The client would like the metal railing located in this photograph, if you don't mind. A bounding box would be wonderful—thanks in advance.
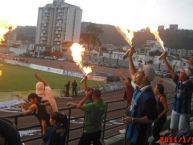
[0,98,127,145]
[4,91,192,145]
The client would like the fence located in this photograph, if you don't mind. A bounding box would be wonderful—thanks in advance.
[1,98,127,145]
[1,91,185,145]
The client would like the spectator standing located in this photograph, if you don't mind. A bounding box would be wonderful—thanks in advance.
[21,93,50,136]
[117,69,134,136]
[72,80,78,97]
[43,112,68,145]
[152,82,169,143]
[65,81,70,97]
[123,47,157,145]
[67,89,106,145]
[162,52,193,135]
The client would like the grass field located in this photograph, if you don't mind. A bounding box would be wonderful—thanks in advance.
[0,63,103,101]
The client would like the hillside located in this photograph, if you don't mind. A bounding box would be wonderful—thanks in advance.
[12,22,193,50]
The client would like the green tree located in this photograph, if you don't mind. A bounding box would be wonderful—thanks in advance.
[80,23,103,51]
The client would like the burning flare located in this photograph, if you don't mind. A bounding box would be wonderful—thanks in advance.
[149,27,166,59]
[116,26,134,46]
[0,70,2,77]
[70,43,92,75]
[0,64,3,77]
[0,21,16,44]
[116,26,134,59]
[149,27,165,51]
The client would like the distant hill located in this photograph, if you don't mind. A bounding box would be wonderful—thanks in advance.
[16,26,36,43]
[13,22,193,50]
[14,23,128,46]
[81,22,193,50]
[81,22,128,46]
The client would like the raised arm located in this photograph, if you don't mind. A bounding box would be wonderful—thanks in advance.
[67,90,92,109]
[117,69,130,87]
[34,73,48,86]
[162,52,176,79]
[83,76,88,91]
[128,47,136,80]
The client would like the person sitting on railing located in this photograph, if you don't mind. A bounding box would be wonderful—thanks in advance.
[20,93,50,136]
[151,81,169,143]
[67,89,107,145]
[162,52,193,136]
[35,73,58,113]
[122,47,158,145]
[43,112,69,145]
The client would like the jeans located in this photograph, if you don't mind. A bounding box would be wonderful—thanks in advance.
[170,110,190,131]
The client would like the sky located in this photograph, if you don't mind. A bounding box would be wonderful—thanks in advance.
[0,0,193,31]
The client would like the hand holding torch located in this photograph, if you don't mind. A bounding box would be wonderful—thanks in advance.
[123,46,135,59]
[80,75,87,83]
[159,51,167,60]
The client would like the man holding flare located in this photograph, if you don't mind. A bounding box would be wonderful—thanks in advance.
[123,47,157,145]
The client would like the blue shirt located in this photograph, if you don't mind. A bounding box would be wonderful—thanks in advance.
[173,75,193,114]
[126,86,157,145]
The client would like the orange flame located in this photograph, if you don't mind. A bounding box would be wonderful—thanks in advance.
[149,27,165,51]
[0,70,2,77]
[116,26,134,46]
[0,21,16,44]
[70,43,92,75]
[0,64,3,77]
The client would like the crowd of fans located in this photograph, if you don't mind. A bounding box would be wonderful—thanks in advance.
[120,50,193,145]
[0,49,193,145]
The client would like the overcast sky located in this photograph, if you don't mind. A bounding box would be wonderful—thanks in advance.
[0,0,193,30]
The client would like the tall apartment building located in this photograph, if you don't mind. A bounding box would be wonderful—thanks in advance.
[35,0,82,51]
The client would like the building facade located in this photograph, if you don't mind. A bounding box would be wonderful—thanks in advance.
[169,24,178,31]
[35,0,82,52]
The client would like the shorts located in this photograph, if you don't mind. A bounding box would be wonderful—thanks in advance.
[170,110,190,131]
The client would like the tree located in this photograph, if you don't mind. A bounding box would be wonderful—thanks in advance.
[80,23,103,51]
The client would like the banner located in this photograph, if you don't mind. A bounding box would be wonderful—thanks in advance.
[4,59,106,82]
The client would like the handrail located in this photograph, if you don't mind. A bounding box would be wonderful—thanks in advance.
[1,91,184,145]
